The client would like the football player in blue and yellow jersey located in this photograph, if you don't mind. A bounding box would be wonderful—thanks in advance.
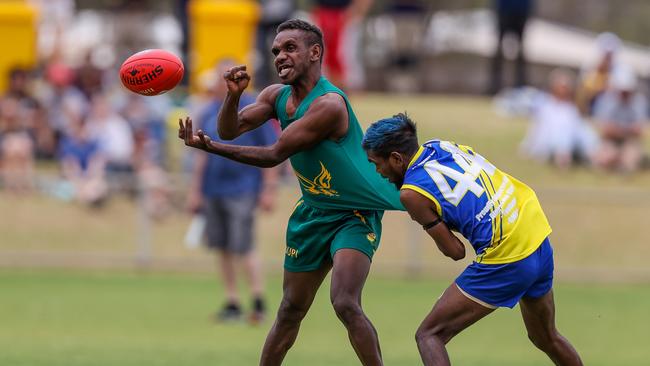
[363,113,583,366]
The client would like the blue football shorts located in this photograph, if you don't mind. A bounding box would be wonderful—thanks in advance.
[455,237,554,309]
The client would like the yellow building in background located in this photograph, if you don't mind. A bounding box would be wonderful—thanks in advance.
[188,0,260,91]
[0,1,37,92]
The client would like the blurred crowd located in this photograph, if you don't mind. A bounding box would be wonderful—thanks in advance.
[497,32,649,173]
[0,55,173,218]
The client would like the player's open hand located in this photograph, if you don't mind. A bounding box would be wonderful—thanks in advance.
[179,117,212,151]
[223,65,250,95]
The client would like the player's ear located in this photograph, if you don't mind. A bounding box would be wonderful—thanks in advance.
[389,151,403,165]
[310,44,322,63]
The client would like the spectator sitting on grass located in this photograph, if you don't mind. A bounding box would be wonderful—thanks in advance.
[520,68,599,169]
[58,117,107,206]
[593,68,648,173]
[0,96,34,193]
[86,94,135,193]
[576,32,624,116]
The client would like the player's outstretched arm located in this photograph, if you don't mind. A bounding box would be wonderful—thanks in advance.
[180,94,346,168]
[217,65,282,140]
[400,189,466,261]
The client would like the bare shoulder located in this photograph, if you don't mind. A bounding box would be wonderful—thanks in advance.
[257,84,286,104]
[400,189,427,208]
[400,188,440,221]
[314,92,346,107]
[307,93,347,117]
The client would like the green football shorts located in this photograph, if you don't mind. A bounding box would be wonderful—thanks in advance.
[284,200,384,272]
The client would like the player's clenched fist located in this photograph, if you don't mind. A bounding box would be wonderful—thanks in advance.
[223,65,250,95]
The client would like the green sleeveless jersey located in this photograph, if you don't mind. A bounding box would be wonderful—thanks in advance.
[275,77,403,211]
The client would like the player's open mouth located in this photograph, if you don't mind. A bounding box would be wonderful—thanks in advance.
[278,65,292,78]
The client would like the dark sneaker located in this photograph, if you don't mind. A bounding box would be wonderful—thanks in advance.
[249,297,266,325]
[216,303,242,323]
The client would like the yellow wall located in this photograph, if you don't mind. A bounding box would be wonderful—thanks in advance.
[188,0,260,91]
[0,1,37,92]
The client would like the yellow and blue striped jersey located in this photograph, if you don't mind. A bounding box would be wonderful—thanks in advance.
[402,140,552,264]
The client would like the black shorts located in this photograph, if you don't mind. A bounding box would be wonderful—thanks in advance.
[204,194,257,254]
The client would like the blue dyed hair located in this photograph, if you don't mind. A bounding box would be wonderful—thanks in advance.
[362,112,419,158]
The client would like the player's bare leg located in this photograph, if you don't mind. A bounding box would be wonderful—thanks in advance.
[259,264,331,366]
[216,250,239,304]
[243,250,265,323]
[243,251,264,296]
[415,283,494,366]
[519,290,583,366]
[330,249,382,366]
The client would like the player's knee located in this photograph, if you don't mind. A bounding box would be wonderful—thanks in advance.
[331,296,362,323]
[276,298,309,325]
[527,328,561,352]
[415,322,454,345]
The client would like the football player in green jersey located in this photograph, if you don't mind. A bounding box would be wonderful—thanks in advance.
[179,19,401,366]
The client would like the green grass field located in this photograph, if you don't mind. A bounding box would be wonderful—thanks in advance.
[1,95,650,365]
[1,270,649,366]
